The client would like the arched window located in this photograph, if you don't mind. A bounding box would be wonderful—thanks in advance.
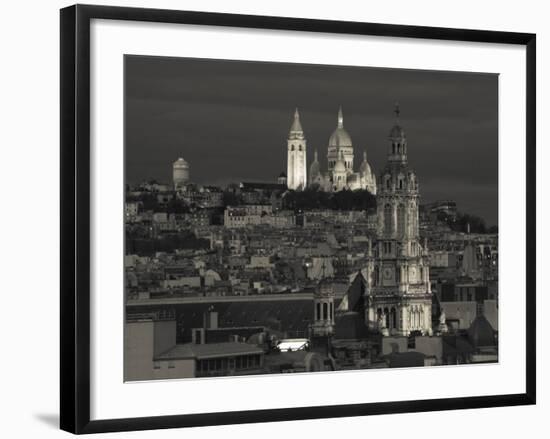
[330,302,333,320]
[298,145,301,151]
[291,145,295,151]
[323,302,328,320]
[397,143,401,154]
[392,143,396,154]
[316,303,321,321]
[399,178,403,190]
[384,204,393,234]
[397,204,406,236]
[391,307,397,329]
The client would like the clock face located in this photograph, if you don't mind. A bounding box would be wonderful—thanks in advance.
[383,267,393,280]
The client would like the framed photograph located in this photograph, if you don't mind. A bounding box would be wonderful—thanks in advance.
[60,4,536,434]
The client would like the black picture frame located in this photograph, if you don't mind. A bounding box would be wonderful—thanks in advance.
[60,4,536,434]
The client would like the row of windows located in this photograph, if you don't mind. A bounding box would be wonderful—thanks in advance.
[328,161,353,169]
[376,306,426,329]
[371,264,424,286]
[384,177,417,190]
[377,307,397,329]
[315,301,334,321]
[289,144,304,151]
[196,354,262,375]
[391,143,406,155]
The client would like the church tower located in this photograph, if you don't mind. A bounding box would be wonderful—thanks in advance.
[364,104,432,336]
[287,108,307,190]
[311,279,335,337]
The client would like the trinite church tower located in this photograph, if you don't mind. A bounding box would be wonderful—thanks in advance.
[364,105,432,336]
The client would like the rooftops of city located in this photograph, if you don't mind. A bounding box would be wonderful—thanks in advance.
[239,182,287,191]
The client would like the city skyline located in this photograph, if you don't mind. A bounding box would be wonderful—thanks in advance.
[125,56,498,226]
[124,55,499,381]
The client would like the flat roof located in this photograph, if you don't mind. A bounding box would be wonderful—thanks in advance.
[155,342,264,361]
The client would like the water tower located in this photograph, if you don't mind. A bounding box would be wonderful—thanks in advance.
[173,157,190,189]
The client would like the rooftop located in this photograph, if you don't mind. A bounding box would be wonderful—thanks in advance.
[155,342,264,361]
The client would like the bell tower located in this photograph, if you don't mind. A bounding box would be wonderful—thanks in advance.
[311,279,335,337]
[287,108,307,190]
[364,104,432,336]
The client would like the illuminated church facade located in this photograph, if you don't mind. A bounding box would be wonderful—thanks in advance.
[286,107,377,194]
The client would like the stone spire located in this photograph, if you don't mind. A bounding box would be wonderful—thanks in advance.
[389,103,406,140]
[388,103,407,162]
[309,149,321,183]
[337,106,344,128]
[289,107,303,135]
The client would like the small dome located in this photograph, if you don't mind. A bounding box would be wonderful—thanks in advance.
[334,158,346,173]
[173,157,189,168]
[360,160,372,177]
[389,124,406,139]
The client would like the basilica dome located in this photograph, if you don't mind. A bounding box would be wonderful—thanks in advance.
[329,126,352,147]
[329,106,352,147]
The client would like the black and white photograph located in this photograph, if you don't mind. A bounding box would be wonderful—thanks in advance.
[123,55,499,381]
[0,0,544,436]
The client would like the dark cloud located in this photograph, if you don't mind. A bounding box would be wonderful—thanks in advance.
[125,55,498,225]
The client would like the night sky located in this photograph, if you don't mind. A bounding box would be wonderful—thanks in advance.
[125,55,498,226]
